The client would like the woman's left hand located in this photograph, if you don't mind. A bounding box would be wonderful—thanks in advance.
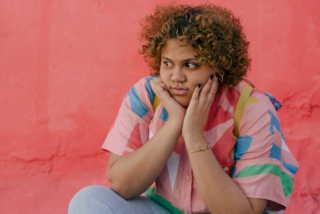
[182,74,219,149]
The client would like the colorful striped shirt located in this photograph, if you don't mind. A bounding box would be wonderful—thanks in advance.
[102,76,299,213]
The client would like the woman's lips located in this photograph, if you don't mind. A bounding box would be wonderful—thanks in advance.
[171,87,188,95]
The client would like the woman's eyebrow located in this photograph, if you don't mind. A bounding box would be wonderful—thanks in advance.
[182,58,198,62]
[161,56,198,62]
[161,57,173,61]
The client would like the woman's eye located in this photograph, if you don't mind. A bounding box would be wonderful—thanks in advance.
[164,61,173,67]
[185,62,198,68]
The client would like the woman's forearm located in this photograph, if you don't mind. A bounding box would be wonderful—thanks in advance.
[186,137,266,214]
[107,119,183,199]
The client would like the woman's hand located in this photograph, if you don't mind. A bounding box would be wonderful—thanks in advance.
[182,74,219,149]
[150,77,186,122]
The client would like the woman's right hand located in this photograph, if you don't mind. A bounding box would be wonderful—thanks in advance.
[150,77,186,122]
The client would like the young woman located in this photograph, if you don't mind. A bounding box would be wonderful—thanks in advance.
[69,4,298,214]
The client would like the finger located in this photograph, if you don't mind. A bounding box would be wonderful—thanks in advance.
[201,74,214,96]
[151,78,165,90]
[199,74,214,104]
[152,77,162,83]
[207,73,219,104]
[190,83,201,105]
[150,77,162,86]
[155,83,167,94]
[158,82,168,91]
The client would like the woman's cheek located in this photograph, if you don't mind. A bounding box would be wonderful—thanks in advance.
[159,70,166,81]
[160,73,170,88]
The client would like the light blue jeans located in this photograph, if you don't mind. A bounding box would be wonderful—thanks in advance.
[68,185,172,214]
[68,185,284,214]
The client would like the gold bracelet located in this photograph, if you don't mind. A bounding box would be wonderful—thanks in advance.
[187,143,211,153]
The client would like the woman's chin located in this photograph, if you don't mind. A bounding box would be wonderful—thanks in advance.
[173,96,190,108]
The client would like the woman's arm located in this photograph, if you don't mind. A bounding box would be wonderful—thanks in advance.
[186,138,267,214]
[107,78,185,199]
[183,75,267,214]
[107,118,182,199]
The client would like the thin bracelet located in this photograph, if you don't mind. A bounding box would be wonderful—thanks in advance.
[187,143,211,153]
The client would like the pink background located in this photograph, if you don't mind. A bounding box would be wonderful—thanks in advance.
[0,0,319,213]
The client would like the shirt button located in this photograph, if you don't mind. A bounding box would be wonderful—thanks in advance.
[186,176,190,181]
[223,167,229,171]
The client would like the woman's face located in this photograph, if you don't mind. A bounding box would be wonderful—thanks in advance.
[160,39,219,107]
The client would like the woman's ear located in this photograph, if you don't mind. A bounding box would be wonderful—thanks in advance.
[218,68,224,83]
[218,68,225,76]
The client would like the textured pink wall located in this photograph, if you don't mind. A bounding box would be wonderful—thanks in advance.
[0,0,319,213]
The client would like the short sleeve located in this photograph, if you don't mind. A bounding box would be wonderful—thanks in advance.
[102,77,157,156]
[231,90,299,211]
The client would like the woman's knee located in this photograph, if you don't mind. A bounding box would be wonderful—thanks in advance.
[68,185,112,214]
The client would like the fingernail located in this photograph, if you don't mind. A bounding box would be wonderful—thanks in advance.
[210,74,214,80]
[197,84,201,88]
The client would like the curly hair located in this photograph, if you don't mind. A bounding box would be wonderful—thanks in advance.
[139,3,251,86]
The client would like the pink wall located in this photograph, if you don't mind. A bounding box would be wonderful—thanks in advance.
[0,0,319,213]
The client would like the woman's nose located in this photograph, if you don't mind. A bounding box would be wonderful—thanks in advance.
[171,67,186,82]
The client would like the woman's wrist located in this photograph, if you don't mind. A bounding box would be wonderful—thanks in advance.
[184,134,208,151]
[166,117,184,133]
[168,114,184,124]
[187,143,210,153]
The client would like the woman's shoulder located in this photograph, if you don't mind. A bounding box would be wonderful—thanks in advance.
[227,81,278,112]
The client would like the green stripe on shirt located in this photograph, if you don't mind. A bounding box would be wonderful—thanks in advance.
[145,187,185,214]
[235,164,293,196]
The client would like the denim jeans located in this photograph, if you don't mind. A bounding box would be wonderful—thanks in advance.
[68,185,172,214]
[68,185,284,214]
